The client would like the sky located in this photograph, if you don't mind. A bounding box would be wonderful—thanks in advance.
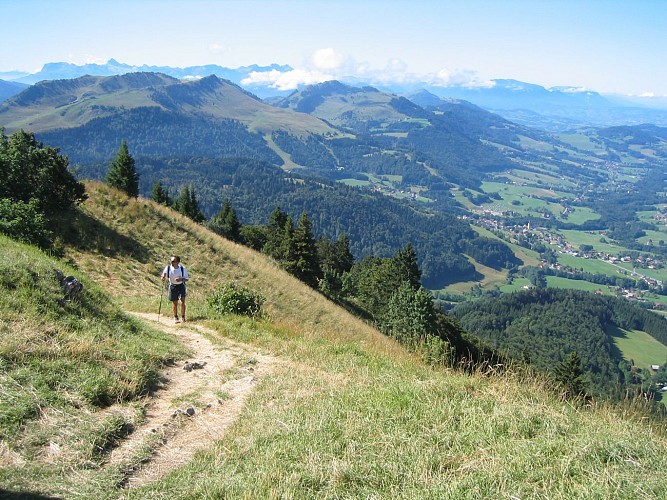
[2,0,666,96]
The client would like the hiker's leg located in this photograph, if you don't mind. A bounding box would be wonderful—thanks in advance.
[172,300,178,318]
[180,299,186,320]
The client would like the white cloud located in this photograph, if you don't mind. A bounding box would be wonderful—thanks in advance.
[428,68,494,88]
[241,48,350,90]
[242,68,334,91]
[310,48,346,71]
[208,43,228,55]
[241,48,493,91]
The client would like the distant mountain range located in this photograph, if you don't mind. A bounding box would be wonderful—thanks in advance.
[2,59,667,130]
[0,79,28,102]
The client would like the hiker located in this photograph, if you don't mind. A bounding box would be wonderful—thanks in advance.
[161,256,189,323]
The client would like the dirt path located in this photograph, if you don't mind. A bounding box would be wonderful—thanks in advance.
[106,312,277,488]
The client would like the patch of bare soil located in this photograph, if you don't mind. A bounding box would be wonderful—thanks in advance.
[106,312,277,488]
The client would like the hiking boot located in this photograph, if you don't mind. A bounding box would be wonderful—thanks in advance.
[182,316,186,323]
[174,316,180,324]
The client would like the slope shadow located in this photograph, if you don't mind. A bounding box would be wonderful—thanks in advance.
[0,489,60,500]
[54,209,149,262]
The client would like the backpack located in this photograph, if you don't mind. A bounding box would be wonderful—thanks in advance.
[55,269,83,302]
[62,275,83,300]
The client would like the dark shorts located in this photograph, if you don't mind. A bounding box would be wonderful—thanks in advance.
[168,283,186,301]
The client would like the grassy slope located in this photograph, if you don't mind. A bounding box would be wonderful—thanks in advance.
[0,233,188,494]
[3,182,667,497]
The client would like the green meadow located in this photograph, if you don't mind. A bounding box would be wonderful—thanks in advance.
[610,326,667,370]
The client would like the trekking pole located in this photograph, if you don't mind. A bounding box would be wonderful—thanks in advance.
[158,278,166,323]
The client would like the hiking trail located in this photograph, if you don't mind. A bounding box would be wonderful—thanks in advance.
[104,312,277,488]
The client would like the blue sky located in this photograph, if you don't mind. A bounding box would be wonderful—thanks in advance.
[2,0,666,96]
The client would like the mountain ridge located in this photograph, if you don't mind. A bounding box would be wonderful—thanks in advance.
[0,72,338,137]
[3,58,667,128]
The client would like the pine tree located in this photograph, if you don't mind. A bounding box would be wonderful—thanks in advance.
[106,139,139,197]
[554,351,587,400]
[393,244,421,290]
[175,185,205,223]
[0,130,86,215]
[278,215,296,272]
[208,198,242,242]
[151,181,171,206]
[263,206,289,260]
[290,212,322,287]
[334,234,355,274]
[382,283,437,344]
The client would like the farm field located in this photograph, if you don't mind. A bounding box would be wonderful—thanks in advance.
[559,229,621,254]
[478,181,599,224]
[498,276,531,293]
[546,276,614,294]
[557,133,607,153]
[560,206,601,224]
[609,326,667,371]
[556,253,625,277]
[471,225,541,268]
[638,229,667,246]
[498,169,577,189]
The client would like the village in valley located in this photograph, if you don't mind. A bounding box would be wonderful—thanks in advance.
[462,207,667,308]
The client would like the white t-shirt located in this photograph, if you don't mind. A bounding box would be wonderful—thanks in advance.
[163,264,188,285]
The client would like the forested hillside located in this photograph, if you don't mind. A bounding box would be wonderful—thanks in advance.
[452,287,667,400]
[4,125,667,497]
[119,156,519,287]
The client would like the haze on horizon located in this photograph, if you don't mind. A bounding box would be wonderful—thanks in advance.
[2,0,666,97]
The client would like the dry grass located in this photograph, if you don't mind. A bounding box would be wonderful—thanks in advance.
[62,182,411,363]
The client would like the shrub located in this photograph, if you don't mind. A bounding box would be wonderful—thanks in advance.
[0,198,52,248]
[207,282,265,318]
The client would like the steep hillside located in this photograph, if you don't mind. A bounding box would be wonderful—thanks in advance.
[3,182,667,497]
[55,182,400,352]
[453,287,667,400]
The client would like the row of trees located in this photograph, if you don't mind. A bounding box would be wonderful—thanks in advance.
[107,140,208,224]
[127,155,525,288]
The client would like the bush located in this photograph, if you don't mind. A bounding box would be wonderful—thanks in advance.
[207,282,265,318]
[0,198,52,248]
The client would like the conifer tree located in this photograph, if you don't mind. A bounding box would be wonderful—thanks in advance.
[151,181,171,206]
[106,139,139,197]
[554,351,587,399]
[263,206,289,260]
[175,185,205,223]
[393,243,421,290]
[278,215,296,271]
[290,212,322,287]
[1,130,86,215]
[208,198,242,242]
[319,234,355,276]
[382,283,437,344]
